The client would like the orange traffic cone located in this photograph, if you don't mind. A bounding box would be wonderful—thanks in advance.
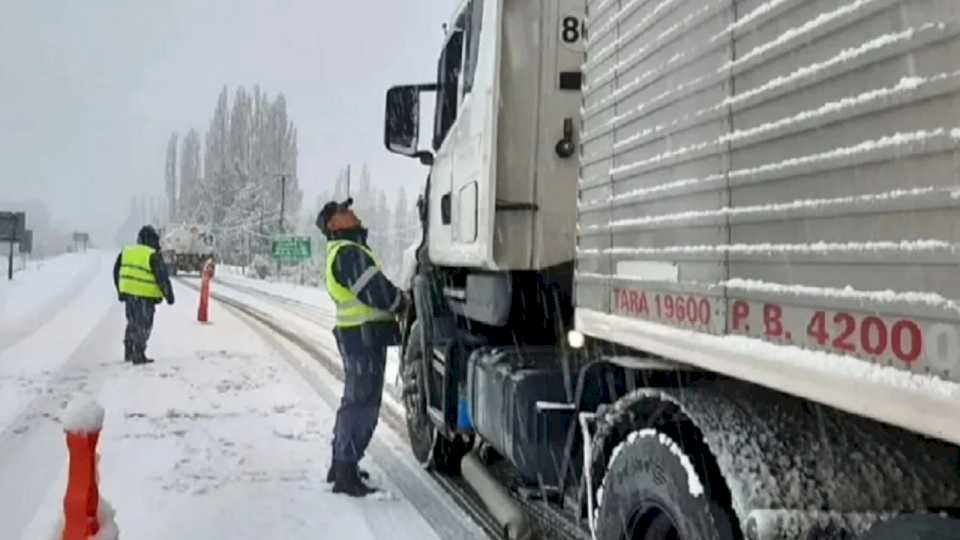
[198,259,215,324]
[60,399,104,540]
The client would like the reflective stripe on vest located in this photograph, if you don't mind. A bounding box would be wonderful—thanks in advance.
[325,240,395,328]
[119,245,164,299]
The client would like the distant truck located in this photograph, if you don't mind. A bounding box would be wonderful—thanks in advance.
[160,224,215,276]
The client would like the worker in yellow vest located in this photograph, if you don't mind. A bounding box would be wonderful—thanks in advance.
[112,225,175,365]
[316,198,408,497]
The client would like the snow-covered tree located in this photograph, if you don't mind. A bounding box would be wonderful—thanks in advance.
[179,129,202,222]
[165,85,303,267]
[164,133,178,223]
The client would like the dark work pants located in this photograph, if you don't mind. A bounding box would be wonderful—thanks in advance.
[331,343,387,464]
[124,297,156,354]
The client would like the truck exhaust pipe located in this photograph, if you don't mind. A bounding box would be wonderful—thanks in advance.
[460,452,531,540]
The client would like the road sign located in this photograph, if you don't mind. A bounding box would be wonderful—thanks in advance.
[0,212,25,241]
[271,236,312,262]
[19,230,32,254]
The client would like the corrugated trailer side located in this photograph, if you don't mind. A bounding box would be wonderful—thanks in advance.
[576,0,960,443]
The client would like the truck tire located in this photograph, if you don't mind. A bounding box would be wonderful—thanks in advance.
[595,428,736,540]
[402,320,471,475]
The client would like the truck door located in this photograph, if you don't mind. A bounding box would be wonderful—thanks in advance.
[447,0,487,258]
[428,16,465,262]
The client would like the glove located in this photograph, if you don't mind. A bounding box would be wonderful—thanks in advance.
[166,296,175,306]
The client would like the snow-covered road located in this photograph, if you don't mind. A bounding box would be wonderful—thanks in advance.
[0,252,484,540]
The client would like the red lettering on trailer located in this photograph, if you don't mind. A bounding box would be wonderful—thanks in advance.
[831,313,857,352]
[807,311,829,345]
[861,316,887,356]
[892,320,922,364]
[699,299,711,325]
[732,301,749,331]
[763,304,783,337]
[612,287,713,329]
[634,291,649,315]
[610,290,952,371]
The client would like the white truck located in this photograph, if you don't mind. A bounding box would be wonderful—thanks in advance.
[159,224,215,276]
[384,0,960,538]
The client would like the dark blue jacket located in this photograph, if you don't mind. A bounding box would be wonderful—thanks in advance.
[328,229,406,354]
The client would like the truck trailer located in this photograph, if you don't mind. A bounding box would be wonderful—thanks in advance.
[159,223,216,276]
[383,0,960,538]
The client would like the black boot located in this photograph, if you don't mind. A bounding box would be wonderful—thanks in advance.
[123,341,134,362]
[326,463,369,483]
[331,461,377,497]
[131,344,154,365]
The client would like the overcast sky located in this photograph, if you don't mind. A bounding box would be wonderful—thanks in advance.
[0,0,454,245]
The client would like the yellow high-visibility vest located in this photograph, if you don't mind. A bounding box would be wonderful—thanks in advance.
[325,240,395,328]
[119,245,164,300]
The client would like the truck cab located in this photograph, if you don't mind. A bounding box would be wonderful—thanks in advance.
[386,0,584,275]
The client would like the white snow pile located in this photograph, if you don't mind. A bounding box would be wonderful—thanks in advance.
[92,499,119,540]
[587,0,679,68]
[746,508,887,539]
[722,278,960,315]
[720,73,954,145]
[610,139,716,177]
[607,123,957,185]
[719,0,791,37]
[593,71,949,175]
[731,129,959,180]
[585,1,720,96]
[63,397,105,434]
[585,19,945,140]
[579,174,718,208]
[725,0,882,71]
[595,428,704,524]
[577,239,955,257]
[592,185,942,232]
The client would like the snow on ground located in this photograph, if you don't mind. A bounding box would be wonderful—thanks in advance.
[0,251,104,350]
[0,252,481,540]
[203,272,405,399]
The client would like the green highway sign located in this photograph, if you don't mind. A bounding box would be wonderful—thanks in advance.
[271,236,312,262]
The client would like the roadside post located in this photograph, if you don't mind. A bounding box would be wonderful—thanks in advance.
[0,211,26,280]
[198,258,215,323]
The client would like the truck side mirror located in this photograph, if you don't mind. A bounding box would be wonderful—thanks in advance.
[384,83,438,162]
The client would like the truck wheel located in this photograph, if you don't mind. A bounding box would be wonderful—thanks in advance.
[403,321,471,475]
[595,428,736,540]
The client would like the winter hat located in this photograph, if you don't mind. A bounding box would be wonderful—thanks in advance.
[316,197,354,235]
[137,225,161,250]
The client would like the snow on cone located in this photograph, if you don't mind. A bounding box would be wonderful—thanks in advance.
[54,397,119,540]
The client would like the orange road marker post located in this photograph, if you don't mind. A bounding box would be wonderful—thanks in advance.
[58,398,118,540]
[198,258,215,324]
